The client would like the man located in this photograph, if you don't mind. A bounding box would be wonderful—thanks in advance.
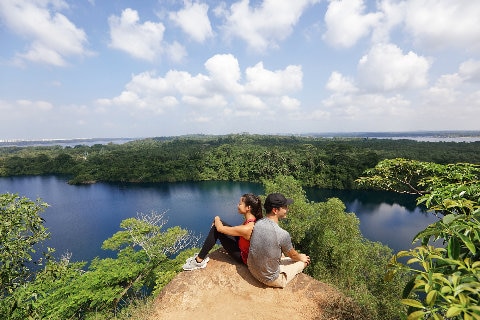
[247,193,310,288]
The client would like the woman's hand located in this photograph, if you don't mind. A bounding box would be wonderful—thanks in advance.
[214,216,223,229]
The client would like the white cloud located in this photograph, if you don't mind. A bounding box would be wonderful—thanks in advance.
[169,1,213,43]
[0,0,90,66]
[97,54,303,120]
[280,96,301,111]
[420,80,479,128]
[326,71,358,94]
[357,43,430,91]
[0,99,55,126]
[189,114,211,123]
[165,70,209,97]
[204,54,243,93]
[323,0,382,48]
[219,0,319,52]
[108,8,165,61]
[235,94,267,110]
[182,94,227,108]
[245,62,302,95]
[16,99,53,111]
[421,60,480,117]
[165,41,188,63]
[319,56,480,133]
[321,90,413,129]
[459,60,480,82]
[371,0,405,43]
[403,0,480,52]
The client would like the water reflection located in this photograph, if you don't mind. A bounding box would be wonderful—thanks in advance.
[305,188,439,252]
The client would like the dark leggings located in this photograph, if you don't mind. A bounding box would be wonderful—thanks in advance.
[198,220,243,264]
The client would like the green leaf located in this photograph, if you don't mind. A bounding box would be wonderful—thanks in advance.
[441,286,452,294]
[402,299,425,309]
[457,233,476,254]
[402,278,416,299]
[407,310,427,320]
[443,214,456,225]
[448,237,460,259]
[446,306,463,317]
[432,312,443,320]
[426,290,437,306]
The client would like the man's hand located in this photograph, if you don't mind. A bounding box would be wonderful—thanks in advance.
[298,253,310,266]
[287,249,310,266]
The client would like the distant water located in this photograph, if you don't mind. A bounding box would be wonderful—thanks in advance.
[309,131,480,142]
[304,188,438,252]
[0,137,137,148]
[370,136,480,143]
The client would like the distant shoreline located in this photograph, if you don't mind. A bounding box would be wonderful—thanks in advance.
[1,131,480,147]
[0,137,137,147]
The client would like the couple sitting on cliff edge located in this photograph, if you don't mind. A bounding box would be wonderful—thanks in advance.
[182,192,310,288]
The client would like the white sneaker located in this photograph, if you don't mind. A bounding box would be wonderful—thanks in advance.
[182,255,209,271]
[185,253,209,264]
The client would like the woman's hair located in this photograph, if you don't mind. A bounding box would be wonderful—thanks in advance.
[242,193,263,220]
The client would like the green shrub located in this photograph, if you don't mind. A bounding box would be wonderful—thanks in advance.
[358,159,480,319]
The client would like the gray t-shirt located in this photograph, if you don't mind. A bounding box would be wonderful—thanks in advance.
[247,217,293,284]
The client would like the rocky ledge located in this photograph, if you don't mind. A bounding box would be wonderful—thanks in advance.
[149,249,366,320]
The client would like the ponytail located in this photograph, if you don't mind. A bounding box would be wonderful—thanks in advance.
[242,193,263,220]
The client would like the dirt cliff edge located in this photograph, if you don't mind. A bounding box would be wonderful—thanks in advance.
[150,249,364,320]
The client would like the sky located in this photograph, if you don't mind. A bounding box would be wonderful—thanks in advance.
[1,0,480,140]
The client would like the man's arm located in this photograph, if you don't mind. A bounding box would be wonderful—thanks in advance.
[286,248,310,266]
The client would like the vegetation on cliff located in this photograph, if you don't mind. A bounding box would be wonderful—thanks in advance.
[0,197,198,319]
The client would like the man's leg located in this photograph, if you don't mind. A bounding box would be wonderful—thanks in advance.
[263,257,306,288]
[278,257,306,285]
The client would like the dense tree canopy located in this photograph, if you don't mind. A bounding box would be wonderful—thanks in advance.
[1,134,480,189]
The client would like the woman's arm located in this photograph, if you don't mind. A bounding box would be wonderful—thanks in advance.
[214,216,254,239]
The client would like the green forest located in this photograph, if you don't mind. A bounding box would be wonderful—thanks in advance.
[1,134,480,188]
[1,135,480,319]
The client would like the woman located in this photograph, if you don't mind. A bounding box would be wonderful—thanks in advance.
[182,193,263,270]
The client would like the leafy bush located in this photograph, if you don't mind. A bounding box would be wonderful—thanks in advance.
[358,159,480,319]
[1,210,199,319]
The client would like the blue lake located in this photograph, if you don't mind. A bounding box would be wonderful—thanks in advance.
[0,176,438,263]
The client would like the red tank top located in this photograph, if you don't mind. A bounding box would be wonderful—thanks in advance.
[239,218,256,264]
